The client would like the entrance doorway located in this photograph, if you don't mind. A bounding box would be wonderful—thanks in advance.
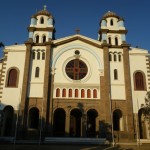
[87,109,98,137]
[138,109,147,139]
[70,108,82,137]
[53,108,66,137]
[3,106,14,136]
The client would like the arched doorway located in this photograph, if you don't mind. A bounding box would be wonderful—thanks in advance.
[138,109,147,139]
[87,109,98,137]
[113,109,123,131]
[3,106,14,136]
[53,108,66,137]
[70,108,82,137]
[28,107,39,129]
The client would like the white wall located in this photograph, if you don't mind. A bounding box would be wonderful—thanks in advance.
[27,46,46,97]
[1,45,26,110]
[129,48,149,113]
[109,48,125,100]
[53,39,103,99]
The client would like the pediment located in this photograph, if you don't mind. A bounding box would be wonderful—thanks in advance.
[53,34,102,48]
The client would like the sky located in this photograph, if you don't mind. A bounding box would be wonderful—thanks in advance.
[0,0,150,57]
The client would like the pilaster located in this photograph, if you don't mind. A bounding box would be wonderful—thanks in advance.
[100,42,111,124]
[122,43,135,140]
[65,113,70,137]
[19,39,33,135]
[43,40,53,135]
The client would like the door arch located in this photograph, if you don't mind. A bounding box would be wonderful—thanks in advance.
[3,106,14,136]
[113,109,123,131]
[70,108,82,137]
[53,108,66,137]
[28,107,39,129]
[87,109,98,137]
[138,109,147,139]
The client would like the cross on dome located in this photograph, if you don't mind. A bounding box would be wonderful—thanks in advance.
[43,5,47,10]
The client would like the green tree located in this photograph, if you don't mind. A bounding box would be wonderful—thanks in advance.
[0,42,4,48]
[143,91,150,120]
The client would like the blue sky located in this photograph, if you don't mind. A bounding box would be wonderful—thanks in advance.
[0,0,150,57]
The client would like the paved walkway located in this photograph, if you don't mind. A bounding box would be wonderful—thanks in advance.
[0,144,150,150]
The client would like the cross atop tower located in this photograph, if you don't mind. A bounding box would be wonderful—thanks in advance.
[75,29,80,34]
[43,5,47,10]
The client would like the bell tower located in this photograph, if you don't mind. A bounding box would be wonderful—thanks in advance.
[98,11,127,45]
[28,5,55,42]
[19,6,55,137]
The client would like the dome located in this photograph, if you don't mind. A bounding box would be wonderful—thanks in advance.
[102,11,121,19]
[32,6,53,18]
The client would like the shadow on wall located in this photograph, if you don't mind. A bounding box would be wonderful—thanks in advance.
[99,120,113,142]
[0,102,16,137]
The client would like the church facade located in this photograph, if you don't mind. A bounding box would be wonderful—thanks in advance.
[0,7,150,142]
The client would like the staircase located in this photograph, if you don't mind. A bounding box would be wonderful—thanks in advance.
[44,137,107,145]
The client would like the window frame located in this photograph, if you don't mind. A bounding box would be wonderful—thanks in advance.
[6,67,19,88]
[56,88,60,97]
[110,19,114,26]
[40,17,44,24]
[35,35,39,43]
[134,71,146,91]
[37,51,40,60]
[35,67,40,78]
[114,69,118,80]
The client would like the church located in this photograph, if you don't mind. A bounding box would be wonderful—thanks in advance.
[0,6,150,142]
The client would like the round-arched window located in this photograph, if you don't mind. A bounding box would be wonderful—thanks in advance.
[65,59,88,80]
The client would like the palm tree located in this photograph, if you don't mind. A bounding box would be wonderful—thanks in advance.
[0,42,4,48]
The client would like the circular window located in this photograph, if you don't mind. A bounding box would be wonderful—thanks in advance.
[75,50,80,55]
[65,59,88,80]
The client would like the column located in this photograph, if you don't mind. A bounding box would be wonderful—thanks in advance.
[65,113,70,137]
[122,43,135,140]
[82,113,87,137]
[100,42,111,123]
[19,39,33,136]
[43,40,53,136]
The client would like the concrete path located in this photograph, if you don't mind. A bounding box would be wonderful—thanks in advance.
[0,144,150,150]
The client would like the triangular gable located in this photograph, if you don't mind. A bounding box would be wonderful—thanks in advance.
[53,34,102,48]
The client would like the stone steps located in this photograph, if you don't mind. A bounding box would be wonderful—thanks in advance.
[44,137,107,145]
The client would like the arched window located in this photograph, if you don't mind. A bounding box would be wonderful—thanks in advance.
[114,69,118,80]
[69,89,72,97]
[108,37,111,44]
[35,35,39,43]
[35,67,40,78]
[75,89,78,98]
[42,35,46,43]
[115,37,118,46]
[40,17,44,24]
[28,107,39,129]
[113,109,123,131]
[93,89,97,98]
[32,51,35,59]
[110,19,113,26]
[118,54,121,62]
[87,89,91,98]
[81,89,85,98]
[134,72,145,90]
[62,89,66,97]
[7,69,18,87]
[42,52,45,60]
[37,51,40,60]
[109,53,112,61]
[56,88,60,97]
[114,54,117,61]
